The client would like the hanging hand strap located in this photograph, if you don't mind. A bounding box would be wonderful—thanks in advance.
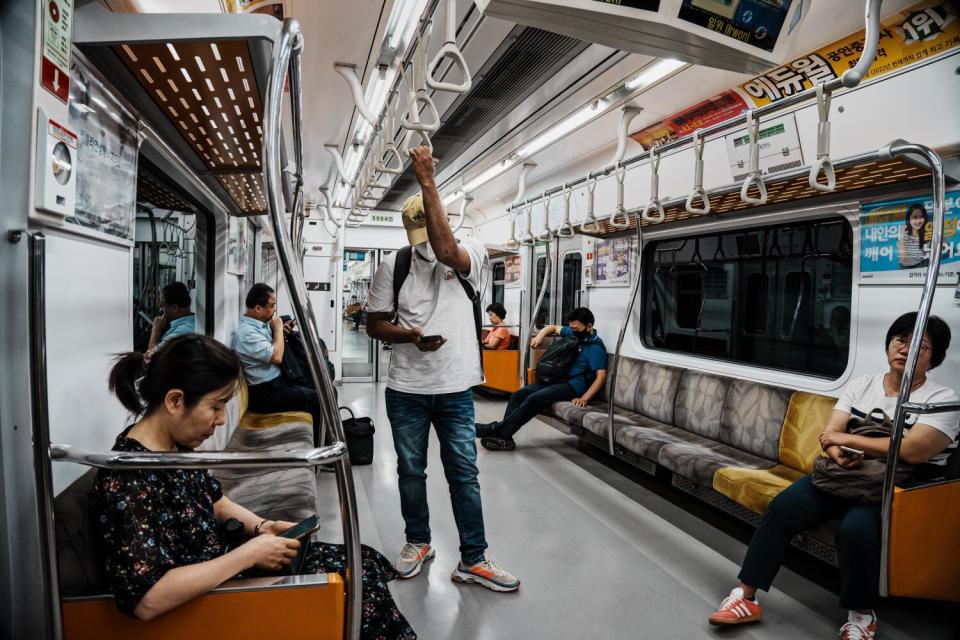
[740,110,768,205]
[609,164,632,229]
[640,148,666,223]
[537,193,554,240]
[684,129,710,215]
[426,0,472,94]
[581,177,600,233]
[556,186,575,238]
[808,82,836,192]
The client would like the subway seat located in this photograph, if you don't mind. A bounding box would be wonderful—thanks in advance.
[538,354,840,558]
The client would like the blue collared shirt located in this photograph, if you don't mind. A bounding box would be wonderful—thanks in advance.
[233,315,281,385]
[559,326,607,395]
[157,315,196,349]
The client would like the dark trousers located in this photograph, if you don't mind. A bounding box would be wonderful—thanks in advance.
[497,382,579,439]
[247,376,323,445]
[739,475,882,611]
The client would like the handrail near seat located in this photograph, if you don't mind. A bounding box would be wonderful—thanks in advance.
[49,442,347,470]
[879,141,948,600]
[262,19,362,639]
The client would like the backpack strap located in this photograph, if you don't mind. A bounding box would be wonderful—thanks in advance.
[392,245,413,323]
[453,269,484,370]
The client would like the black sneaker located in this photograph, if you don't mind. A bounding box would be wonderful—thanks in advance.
[481,435,516,451]
[474,422,500,438]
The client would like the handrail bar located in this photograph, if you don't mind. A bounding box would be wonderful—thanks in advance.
[523,242,552,377]
[901,401,960,415]
[263,19,362,639]
[505,0,884,213]
[49,442,347,470]
[879,141,946,598]
[607,215,643,455]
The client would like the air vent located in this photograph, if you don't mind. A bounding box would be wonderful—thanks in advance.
[378,27,589,209]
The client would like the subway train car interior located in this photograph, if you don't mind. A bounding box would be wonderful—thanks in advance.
[3,0,960,638]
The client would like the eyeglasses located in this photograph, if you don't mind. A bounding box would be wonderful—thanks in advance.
[892,335,931,353]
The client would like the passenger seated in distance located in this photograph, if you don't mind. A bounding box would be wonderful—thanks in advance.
[92,335,416,639]
[483,302,511,350]
[708,312,959,640]
[233,283,323,442]
[147,281,195,353]
[478,306,607,451]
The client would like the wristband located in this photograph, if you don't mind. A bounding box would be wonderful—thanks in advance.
[254,519,268,536]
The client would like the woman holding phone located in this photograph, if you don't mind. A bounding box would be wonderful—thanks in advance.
[706,313,958,640]
[91,335,416,639]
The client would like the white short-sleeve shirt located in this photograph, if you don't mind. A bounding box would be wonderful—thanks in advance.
[834,374,960,467]
[365,239,486,395]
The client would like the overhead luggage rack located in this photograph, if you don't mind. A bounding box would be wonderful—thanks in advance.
[576,154,945,237]
[74,6,281,217]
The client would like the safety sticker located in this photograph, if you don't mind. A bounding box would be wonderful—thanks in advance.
[41,0,74,103]
[47,119,77,148]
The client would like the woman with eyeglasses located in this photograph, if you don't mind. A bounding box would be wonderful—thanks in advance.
[707,312,958,640]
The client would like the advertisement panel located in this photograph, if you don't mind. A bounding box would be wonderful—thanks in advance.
[677,0,795,52]
[594,237,633,286]
[630,1,959,148]
[504,255,522,287]
[859,190,960,283]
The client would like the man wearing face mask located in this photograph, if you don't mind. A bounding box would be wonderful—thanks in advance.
[477,307,607,452]
[364,146,520,593]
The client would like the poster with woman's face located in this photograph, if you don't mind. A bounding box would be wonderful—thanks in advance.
[859,190,960,283]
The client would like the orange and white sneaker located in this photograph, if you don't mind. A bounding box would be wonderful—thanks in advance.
[451,553,520,592]
[839,611,877,640]
[708,587,763,626]
[394,542,435,579]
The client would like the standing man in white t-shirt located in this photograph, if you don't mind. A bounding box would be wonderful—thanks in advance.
[365,146,520,593]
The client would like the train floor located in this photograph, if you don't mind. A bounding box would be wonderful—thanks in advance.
[316,382,957,640]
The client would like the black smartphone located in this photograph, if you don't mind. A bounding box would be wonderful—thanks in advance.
[278,514,320,540]
[420,334,443,342]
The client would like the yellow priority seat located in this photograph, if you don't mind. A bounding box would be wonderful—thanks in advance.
[61,574,344,640]
[713,391,835,514]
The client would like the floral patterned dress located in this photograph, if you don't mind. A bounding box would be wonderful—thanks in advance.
[90,429,416,639]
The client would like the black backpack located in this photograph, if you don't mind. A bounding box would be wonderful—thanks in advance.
[392,245,484,367]
[535,339,582,385]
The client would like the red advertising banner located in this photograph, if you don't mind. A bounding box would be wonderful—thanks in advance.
[630,90,748,150]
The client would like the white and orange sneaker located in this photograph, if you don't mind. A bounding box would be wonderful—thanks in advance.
[839,611,877,640]
[708,587,763,626]
[395,542,435,579]
[451,553,520,592]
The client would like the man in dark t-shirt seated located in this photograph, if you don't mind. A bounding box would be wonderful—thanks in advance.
[477,307,607,451]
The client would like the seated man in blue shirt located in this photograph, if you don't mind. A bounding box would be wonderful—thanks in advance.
[148,281,196,352]
[234,282,323,442]
[477,307,607,451]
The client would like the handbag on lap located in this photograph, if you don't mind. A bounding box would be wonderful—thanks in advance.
[810,408,913,504]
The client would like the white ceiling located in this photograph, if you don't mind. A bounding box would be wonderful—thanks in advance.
[129,0,922,224]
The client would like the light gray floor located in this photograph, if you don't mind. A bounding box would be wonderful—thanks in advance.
[315,383,956,640]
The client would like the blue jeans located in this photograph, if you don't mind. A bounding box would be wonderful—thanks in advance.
[739,475,881,610]
[384,387,487,565]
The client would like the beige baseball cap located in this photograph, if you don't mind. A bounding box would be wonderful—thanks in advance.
[401,193,429,246]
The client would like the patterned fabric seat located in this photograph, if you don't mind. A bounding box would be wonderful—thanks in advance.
[580,406,650,438]
[658,438,776,486]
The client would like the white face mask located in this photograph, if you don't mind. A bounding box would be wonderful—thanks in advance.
[415,242,436,263]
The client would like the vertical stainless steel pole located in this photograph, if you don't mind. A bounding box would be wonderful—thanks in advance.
[607,220,644,456]
[262,19,362,639]
[878,142,945,597]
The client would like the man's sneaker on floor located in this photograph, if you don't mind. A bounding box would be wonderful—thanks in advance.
[394,542,434,579]
[474,422,500,439]
[451,553,520,592]
[840,611,877,640]
[708,587,762,626]
[480,435,516,451]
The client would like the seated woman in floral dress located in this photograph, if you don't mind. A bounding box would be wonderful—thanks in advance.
[90,334,415,639]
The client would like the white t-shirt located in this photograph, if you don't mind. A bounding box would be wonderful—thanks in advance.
[834,374,960,467]
[365,239,486,394]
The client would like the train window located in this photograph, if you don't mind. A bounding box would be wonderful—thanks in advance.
[535,255,550,329]
[560,252,582,324]
[642,217,853,378]
[492,261,505,306]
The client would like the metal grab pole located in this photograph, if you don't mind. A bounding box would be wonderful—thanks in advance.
[263,19,362,640]
[879,141,945,597]
[523,242,552,379]
[607,217,643,456]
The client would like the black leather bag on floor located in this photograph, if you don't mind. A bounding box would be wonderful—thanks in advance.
[340,406,375,466]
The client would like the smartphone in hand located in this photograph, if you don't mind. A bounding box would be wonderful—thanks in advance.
[839,445,864,459]
[419,334,443,343]
[278,514,320,540]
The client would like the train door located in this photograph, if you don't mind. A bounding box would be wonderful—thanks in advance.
[342,248,376,381]
[556,236,584,326]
